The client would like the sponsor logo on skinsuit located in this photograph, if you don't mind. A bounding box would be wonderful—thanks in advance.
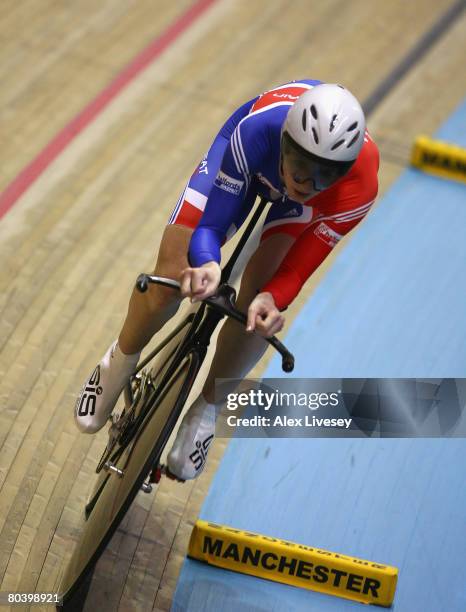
[283,206,301,218]
[199,154,208,175]
[314,222,341,247]
[214,171,244,196]
[272,92,300,101]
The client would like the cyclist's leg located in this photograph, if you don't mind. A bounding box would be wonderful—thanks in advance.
[118,223,191,355]
[202,232,295,402]
[74,223,193,434]
[75,132,229,434]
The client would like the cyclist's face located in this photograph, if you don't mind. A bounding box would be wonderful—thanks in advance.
[281,152,318,204]
[280,133,354,203]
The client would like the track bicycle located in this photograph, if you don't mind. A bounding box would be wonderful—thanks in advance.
[58,197,295,604]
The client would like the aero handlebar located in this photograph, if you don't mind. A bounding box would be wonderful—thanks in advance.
[136,274,295,373]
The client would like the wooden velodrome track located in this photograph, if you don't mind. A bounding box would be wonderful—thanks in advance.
[0,1,465,610]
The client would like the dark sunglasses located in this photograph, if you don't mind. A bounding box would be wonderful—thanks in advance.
[281,131,355,190]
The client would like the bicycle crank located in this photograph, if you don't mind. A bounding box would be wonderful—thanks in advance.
[104,461,124,477]
[149,463,186,484]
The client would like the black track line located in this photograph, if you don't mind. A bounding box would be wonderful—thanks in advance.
[363,0,465,117]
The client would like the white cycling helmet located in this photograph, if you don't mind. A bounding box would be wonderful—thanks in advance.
[281,83,366,189]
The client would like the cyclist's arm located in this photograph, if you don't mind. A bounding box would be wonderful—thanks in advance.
[188,116,266,267]
[261,214,367,310]
[262,138,379,310]
[264,192,378,312]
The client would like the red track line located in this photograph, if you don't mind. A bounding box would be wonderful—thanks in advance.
[0,0,218,221]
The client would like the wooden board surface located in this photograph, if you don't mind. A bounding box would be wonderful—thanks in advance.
[0,0,465,610]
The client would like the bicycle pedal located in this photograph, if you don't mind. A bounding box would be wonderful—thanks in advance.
[141,481,152,494]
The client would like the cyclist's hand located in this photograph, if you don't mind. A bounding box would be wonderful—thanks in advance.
[180,261,221,302]
[246,292,284,337]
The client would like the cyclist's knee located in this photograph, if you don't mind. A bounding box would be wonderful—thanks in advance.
[144,282,182,315]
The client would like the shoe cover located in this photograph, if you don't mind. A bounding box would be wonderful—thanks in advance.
[74,341,138,434]
[167,400,216,480]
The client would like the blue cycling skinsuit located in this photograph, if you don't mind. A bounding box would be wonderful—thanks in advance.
[168,79,379,309]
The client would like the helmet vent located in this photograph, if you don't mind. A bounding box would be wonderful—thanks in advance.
[310,104,318,120]
[312,127,319,144]
[347,121,358,131]
[302,109,307,131]
[347,131,360,148]
[331,139,345,151]
[329,114,338,132]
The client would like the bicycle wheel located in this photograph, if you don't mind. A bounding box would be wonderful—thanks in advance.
[59,345,200,604]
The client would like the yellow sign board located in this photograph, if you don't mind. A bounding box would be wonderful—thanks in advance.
[411,135,466,183]
[188,520,398,607]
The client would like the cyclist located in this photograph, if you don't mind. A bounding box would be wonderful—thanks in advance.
[75,80,379,480]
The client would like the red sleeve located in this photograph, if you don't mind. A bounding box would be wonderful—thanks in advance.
[262,135,379,310]
[262,216,365,309]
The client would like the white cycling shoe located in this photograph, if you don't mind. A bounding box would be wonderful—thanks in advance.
[75,340,140,434]
[167,396,217,480]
